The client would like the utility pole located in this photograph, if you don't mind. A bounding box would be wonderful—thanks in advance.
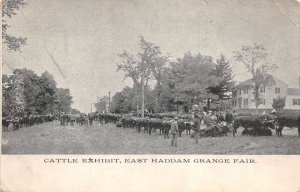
[91,103,93,113]
[108,91,111,113]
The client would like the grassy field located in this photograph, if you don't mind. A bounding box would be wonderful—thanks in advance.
[2,121,300,154]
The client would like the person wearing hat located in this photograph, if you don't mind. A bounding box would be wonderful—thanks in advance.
[171,117,179,147]
[193,113,201,144]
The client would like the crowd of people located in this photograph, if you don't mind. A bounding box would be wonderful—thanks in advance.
[169,110,236,147]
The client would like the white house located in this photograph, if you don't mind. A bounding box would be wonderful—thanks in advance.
[232,76,300,110]
[286,88,300,109]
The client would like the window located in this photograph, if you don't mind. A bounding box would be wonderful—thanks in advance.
[260,86,265,93]
[260,99,265,105]
[233,91,237,97]
[293,99,300,105]
[243,98,248,106]
[239,89,241,95]
[275,88,280,94]
[242,88,248,94]
[238,98,242,108]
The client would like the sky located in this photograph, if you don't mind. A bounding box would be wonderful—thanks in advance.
[2,0,300,113]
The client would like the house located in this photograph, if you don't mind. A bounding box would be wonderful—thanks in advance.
[286,88,300,110]
[232,76,300,110]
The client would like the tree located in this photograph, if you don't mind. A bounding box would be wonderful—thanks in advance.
[54,88,73,114]
[117,36,161,117]
[234,44,278,113]
[207,54,235,101]
[169,52,219,111]
[110,92,126,114]
[2,70,26,117]
[95,96,109,113]
[35,71,57,114]
[71,108,81,114]
[150,55,169,112]
[2,0,27,51]
[13,68,41,115]
[2,68,76,116]
[272,97,286,110]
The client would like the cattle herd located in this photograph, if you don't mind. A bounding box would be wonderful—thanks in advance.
[2,111,300,139]
[2,114,55,131]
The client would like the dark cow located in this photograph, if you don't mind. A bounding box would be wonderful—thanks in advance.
[122,117,136,128]
[184,121,193,135]
[242,127,256,136]
[177,119,185,137]
[233,115,271,137]
[12,118,20,131]
[148,118,164,135]
[162,120,172,139]
[2,118,10,131]
[135,118,149,133]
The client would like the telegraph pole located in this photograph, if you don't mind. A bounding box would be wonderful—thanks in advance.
[108,91,111,113]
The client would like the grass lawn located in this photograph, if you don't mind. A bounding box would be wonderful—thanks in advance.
[2,121,300,154]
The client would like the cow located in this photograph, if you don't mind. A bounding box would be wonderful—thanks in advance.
[184,121,193,135]
[233,115,265,137]
[2,118,10,131]
[121,117,136,128]
[162,120,172,139]
[177,119,186,137]
[242,127,256,136]
[12,118,20,131]
[135,118,149,133]
[148,118,164,135]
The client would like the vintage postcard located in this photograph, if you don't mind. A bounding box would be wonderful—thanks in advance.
[1,0,300,191]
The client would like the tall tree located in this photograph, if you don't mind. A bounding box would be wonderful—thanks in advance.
[234,44,278,113]
[13,68,40,115]
[110,92,126,114]
[169,52,219,111]
[150,55,169,112]
[207,54,235,109]
[2,0,27,52]
[39,71,57,114]
[54,88,73,114]
[117,36,160,117]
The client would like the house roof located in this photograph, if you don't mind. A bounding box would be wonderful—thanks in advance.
[236,79,254,88]
[287,88,300,96]
[234,75,287,89]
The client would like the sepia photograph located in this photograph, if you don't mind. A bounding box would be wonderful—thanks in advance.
[2,0,300,155]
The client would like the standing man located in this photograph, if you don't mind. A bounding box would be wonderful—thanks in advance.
[171,117,179,147]
[225,110,233,126]
[193,113,201,144]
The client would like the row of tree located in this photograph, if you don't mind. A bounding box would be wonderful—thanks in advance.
[2,68,75,117]
[102,37,278,115]
[98,37,235,115]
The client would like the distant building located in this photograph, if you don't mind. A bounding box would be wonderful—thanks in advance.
[232,76,300,110]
